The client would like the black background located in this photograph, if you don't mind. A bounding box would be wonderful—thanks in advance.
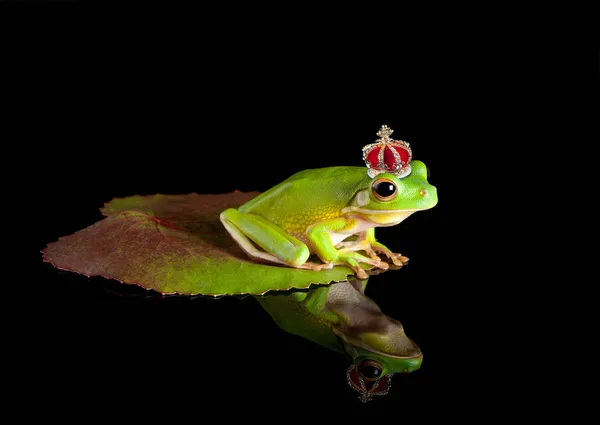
[32,94,451,418]
[7,4,595,419]
[19,23,505,420]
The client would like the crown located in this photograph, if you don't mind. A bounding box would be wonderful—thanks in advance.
[346,365,393,403]
[362,125,412,179]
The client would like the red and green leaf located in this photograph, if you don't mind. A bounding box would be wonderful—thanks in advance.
[42,191,353,296]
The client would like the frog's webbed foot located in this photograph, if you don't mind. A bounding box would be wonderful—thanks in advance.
[332,251,389,280]
[369,241,409,267]
[336,239,408,268]
[336,240,378,258]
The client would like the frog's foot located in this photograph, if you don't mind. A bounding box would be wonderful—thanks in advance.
[335,252,388,280]
[369,241,409,267]
[336,240,391,269]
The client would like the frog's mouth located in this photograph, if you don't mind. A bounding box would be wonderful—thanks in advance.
[333,328,422,359]
[340,207,428,226]
[364,210,416,226]
[341,207,430,214]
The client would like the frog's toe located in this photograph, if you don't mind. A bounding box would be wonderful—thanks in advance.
[369,253,382,262]
[381,252,406,266]
[340,256,370,280]
[362,256,389,271]
[320,261,335,270]
[356,268,369,280]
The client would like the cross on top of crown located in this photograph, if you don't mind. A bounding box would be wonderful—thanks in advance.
[376,125,394,142]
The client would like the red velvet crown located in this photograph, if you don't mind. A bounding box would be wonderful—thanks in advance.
[362,125,412,178]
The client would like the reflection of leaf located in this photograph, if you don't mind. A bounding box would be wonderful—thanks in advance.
[42,191,354,296]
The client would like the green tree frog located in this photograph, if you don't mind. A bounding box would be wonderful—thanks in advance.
[221,160,437,280]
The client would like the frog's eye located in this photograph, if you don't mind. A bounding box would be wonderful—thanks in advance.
[357,359,383,381]
[371,178,397,202]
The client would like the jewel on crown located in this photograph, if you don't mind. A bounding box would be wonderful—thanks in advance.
[362,125,412,179]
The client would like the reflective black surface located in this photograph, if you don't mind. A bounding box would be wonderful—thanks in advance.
[26,48,456,418]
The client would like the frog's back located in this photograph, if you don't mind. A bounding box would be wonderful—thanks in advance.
[239,166,368,241]
[283,166,365,182]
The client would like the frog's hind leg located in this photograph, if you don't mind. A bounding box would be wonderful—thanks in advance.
[220,209,333,271]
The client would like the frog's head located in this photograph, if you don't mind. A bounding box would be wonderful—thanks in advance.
[343,160,438,225]
[345,345,423,402]
[330,295,423,402]
[336,317,423,373]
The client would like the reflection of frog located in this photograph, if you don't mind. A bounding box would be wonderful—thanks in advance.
[221,160,437,280]
[42,124,438,402]
[257,277,422,402]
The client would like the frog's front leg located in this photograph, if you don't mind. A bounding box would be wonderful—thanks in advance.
[364,228,409,267]
[307,218,388,280]
[335,229,409,267]
[220,208,333,271]
[335,234,379,258]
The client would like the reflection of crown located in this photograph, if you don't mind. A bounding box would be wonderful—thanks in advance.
[362,125,412,179]
[346,365,393,403]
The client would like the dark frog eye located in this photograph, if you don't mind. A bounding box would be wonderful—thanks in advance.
[357,360,383,381]
[371,178,397,201]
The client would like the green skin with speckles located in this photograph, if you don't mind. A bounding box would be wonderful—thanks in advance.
[236,161,438,380]
[255,277,423,380]
[221,161,437,280]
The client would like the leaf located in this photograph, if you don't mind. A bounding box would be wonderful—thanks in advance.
[42,191,354,296]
